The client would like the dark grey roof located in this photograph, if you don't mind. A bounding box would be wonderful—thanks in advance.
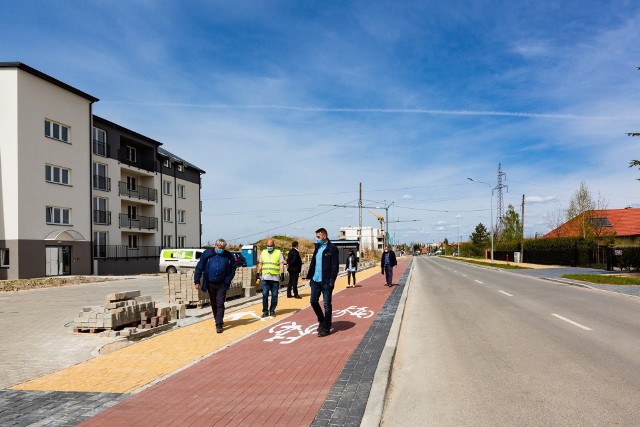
[93,115,163,147]
[158,147,205,174]
[0,62,99,102]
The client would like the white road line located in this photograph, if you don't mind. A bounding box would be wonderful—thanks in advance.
[551,313,593,331]
[462,274,467,277]
[498,290,513,296]
[474,280,483,284]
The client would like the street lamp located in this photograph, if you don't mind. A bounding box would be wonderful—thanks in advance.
[467,177,495,263]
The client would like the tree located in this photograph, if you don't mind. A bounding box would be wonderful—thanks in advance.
[566,181,595,238]
[497,204,521,242]
[545,207,566,237]
[469,223,489,256]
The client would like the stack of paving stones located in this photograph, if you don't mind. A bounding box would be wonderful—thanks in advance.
[165,270,211,307]
[73,290,153,334]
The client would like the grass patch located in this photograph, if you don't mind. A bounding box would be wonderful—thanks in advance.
[562,274,640,285]
[447,257,530,269]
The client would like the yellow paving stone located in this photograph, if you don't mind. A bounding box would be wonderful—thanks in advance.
[11,266,380,394]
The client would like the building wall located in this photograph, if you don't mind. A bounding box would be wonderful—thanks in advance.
[339,226,382,251]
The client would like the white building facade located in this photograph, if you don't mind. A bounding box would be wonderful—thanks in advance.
[0,63,204,279]
[338,226,384,252]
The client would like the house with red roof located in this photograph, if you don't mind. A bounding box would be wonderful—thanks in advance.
[544,208,640,245]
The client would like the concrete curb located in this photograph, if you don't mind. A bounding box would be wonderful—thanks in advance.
[360,261,414,426]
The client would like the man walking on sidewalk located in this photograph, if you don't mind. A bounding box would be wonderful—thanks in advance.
[381,244,397,287]
[286,241,303,299]
[306,228,339,337]
[257,238,285,318]
[194,238,237,333]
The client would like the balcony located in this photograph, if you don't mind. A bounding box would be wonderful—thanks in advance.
[118,181,157,202]
[118,148,156,173]
[93,245,161,259]
[92,140,110,157]
[119,214,158,230]
[93,210,111,225]
[93,175,111,192]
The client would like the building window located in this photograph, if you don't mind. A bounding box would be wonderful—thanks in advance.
[46,206,71,225]
[126,146,137,163]
[93,197,109,224]
[177,210,186,224]
[128,235,138,249]
[163,180,172,195]
[0,249,9,267]
[93,127,108,156]
[163,235,172,248]
[92,162,110,191]
[163,208,173,222]
[163,158,172,168]
[93,231,108,258]
[45,165,70,185]
[128,205,138,219]
[45,119,70,143]
[126,176,137,191]
[177,184,185,199]
[177,236,186,248]
[177,164,184,172]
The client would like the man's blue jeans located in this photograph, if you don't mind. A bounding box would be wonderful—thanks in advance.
[310,280,333,331]
[262,280,279,314]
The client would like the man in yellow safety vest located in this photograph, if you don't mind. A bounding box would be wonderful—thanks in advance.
[257,238,285,318]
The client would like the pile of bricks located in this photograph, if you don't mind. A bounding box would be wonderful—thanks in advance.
[73,290,186,337]
[164,270,210,307]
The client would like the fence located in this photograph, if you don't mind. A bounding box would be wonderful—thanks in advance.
[491,246,640,271]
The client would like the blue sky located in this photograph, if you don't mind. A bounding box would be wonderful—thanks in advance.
[4,1,640,245]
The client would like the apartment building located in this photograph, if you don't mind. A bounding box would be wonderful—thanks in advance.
[0,63,205,279]
[338,226,384,252]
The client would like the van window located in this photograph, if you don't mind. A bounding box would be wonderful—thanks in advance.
[196,251,202,259]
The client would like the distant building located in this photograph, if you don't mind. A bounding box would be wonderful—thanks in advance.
[543,208,640,245]
[0,62,205,279]
[338,226,384,251]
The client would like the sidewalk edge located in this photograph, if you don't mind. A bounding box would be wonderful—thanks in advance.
[360,261,413,426]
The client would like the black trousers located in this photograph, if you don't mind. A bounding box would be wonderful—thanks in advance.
[287,272,300,297]
[206,283,227,327]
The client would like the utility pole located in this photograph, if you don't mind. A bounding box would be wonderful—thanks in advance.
[521,194,525,263]
[495,163,508,235]
[358,182,362,257]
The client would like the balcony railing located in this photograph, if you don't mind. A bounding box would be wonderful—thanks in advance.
[92,140,110,157]
[119,214,158,230]
[93,210,111,225]
[93,175,111,191]
[93,245,161,259]
[118,181,157,202]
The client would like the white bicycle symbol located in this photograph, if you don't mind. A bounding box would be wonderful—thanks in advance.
[332,305,374,319]
[264,321,320,344]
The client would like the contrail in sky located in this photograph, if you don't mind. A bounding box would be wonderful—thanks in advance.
[103,101,612,120]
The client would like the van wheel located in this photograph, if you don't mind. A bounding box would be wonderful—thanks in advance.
[166,266,178,274]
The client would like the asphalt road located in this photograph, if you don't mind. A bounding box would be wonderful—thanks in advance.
[382,256,640,426]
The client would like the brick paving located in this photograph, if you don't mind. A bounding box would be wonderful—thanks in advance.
[0,260,409,426]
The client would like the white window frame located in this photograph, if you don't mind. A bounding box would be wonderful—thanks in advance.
[45,119,70,143]
[163,158,172,168]
[163,180,172,195]
[177,236,186,248]
[93,231,108,258]
[177,164,184,172]
[128,234,139,249]
[163,207,173,222]
[92,162,108,191]
[177,184,185,199]
[126,146,137,162]
[45,164,71,185]
[163,235,173,248]
[126,176,137,191]
[46,206,71,225]
[0,249,9,267]
[127,205,138,219]
[177,209,186,224]
[93,127,107,156]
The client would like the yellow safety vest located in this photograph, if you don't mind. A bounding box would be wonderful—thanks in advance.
[260,249,282,276]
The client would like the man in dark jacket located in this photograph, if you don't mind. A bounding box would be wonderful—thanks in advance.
[194,238,236,333]
[286,241,303,299]
[381,244,398,287]
[306,228,340,337]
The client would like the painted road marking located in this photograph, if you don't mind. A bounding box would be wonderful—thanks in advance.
[498,290,513,297]
[551,313,593,331]
[474,280,483,284]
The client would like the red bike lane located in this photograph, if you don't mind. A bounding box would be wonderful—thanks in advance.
[81,259,409,427]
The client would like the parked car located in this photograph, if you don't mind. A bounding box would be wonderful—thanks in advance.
[159,248,206,273]
[230,251,248,267]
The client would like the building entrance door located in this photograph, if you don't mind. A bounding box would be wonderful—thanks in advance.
[45,246,71,276]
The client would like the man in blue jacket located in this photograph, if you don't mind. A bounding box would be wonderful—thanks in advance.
[306,227,340,337]
[194,238,236,333]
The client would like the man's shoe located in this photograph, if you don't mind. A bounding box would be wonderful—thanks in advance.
[318,328,330,337]
[216,326,223,333]
[270,312,276,317]
[261,312,268,318]
[294,295,302,299]
[287,295,293,298]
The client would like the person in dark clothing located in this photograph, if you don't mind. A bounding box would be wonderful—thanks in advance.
[194,238,236,333]
[286,241,303,299]
[345,249,358,288]
[306,228,340,337]
[381,245,397,287]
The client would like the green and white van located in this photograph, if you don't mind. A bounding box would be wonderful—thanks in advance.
[159,248,207,273]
